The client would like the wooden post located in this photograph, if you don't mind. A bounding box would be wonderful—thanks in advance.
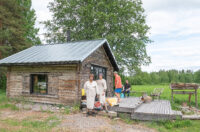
[171,89,173,102]
[189,94,192,107]
[195,89,198,108]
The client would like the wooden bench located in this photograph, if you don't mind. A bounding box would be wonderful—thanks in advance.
[150,88,164,100]
[170,83,199,108]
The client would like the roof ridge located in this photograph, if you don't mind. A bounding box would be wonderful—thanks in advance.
[36,38,106,46]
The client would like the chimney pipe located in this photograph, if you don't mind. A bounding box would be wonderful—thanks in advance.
[67,28,71,42]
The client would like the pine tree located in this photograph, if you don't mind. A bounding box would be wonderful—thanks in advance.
[0,0,40,59]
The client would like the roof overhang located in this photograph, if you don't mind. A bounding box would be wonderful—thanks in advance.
[0,61,81,66]
[0,39,119,71]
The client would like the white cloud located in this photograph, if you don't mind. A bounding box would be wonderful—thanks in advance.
[141,0,200,72]
[143,0,200,12]
[32,0,53,42]
[143,35,200,72]
[143,1,200,37]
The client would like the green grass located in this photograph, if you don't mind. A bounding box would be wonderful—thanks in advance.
[131,85,200,132]
[0,115,60,132]
[131,85,200,110]
[145,119,200,132]
[64,107,71,114]
[0,89,61,131]
[0,89,19,110]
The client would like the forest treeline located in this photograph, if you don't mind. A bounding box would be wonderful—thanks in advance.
[121,70,200,85]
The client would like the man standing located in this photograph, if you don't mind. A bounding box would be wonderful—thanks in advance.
[96,73,108,112]
[123,80,131,98]
[84,74,99,116]
[114,71,122,103]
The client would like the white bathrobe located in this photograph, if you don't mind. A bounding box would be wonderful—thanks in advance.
[84,81,99,109]
[96,79,107,105]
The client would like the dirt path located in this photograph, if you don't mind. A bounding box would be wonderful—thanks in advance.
[0,109,155,132]
[56,113,155,132]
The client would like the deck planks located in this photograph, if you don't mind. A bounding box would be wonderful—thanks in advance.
[109,98,182,121]
[109,97,143,113]
[131,100,182,121]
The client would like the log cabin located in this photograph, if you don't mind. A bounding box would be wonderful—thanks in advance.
[0,39,118,105]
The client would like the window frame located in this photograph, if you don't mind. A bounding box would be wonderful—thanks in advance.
[90,64,107,80]
[30,73,48,95]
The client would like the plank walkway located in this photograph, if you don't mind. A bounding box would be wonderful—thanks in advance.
[109,98,182,121]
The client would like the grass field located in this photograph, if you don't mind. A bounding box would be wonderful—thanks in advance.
[0,85,200,132]
[131,85,200,132]
[131,85,200,109]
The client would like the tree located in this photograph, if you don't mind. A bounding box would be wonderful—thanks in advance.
[168,70,179,83]
[194,70,200,83]
[159,70,169,83]
[44,0,151,72]
[150,72,160,84]
[21,0,41,46]
[0,0,40,89]
[0,0,40,58]
[185,70,194,83]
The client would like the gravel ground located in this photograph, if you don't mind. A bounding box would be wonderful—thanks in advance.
[56,113,156,132]
[12,103,156,132]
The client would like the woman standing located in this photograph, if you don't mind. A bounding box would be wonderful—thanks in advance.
[84,74,99,116]
[96,73,108,112]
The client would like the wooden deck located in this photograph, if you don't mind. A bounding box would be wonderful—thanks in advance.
[132,100,182,120]
[109,97,143,113]
[109,98,182,121]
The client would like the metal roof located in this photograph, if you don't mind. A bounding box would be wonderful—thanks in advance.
[0,39,119,71]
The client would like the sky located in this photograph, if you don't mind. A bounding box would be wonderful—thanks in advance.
[32,0,200,72]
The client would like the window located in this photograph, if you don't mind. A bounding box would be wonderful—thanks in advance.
[91,65,107,80]
[31,74,48,94]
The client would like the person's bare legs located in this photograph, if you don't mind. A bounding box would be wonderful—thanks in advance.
[87,109,92,116]
[104,104,108,112]
[118,93,121,102]
[115,92,120,103]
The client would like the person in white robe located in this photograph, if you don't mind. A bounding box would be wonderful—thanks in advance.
[96,73,108,112]
[84,74,99,115]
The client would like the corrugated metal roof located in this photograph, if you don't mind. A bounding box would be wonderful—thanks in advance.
[0,39,119,70]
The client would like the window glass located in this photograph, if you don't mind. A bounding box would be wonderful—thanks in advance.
[31,74,47,94]
[91,65,107,80]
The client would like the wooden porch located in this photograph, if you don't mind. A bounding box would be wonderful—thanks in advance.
[109,97,182,121]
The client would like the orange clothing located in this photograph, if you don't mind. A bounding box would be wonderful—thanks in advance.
[115,74,122,88]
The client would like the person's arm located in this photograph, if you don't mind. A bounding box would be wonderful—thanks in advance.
[83,82,87,95]
[115,76,119,88]
[102,80,107,96]
[122,84,125,91]
[95,82,99,95]
[103,80,107,91]
[127,84,131,91]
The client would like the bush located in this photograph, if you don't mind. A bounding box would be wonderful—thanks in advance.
[0,71,6,90]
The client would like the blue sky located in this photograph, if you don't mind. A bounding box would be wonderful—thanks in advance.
[32,0,200,72]
[141,0,200,72]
